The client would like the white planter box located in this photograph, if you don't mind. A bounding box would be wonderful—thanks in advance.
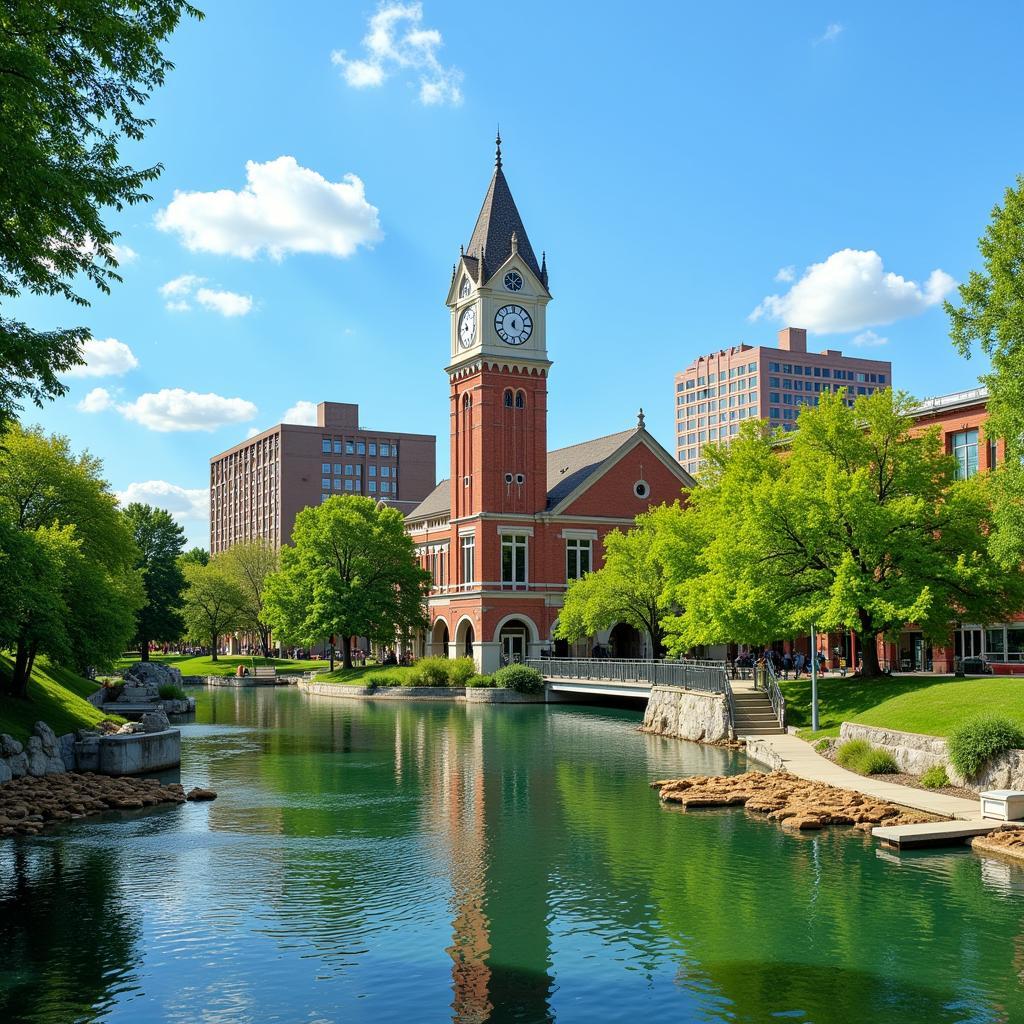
[980,790,1024,821]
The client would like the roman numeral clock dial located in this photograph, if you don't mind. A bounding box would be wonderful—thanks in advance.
[495,304,533,345]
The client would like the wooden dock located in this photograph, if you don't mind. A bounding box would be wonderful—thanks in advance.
[873,819,998,849]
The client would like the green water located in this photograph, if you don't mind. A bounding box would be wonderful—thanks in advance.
[1,688,1023,1023]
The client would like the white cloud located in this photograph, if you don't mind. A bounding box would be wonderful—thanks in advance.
[196,287,253,317]
[282,400,318,425]
[116,480,208,524]
[117,388,257,433]
[110,243,138,265]
[155,156,383,260]
[749,249,956,334]
[165,299,191,313]
[331,2,463,106]
[160,273,203,298]
[775,265,796,283]
[77,387,114,413]
[851,330,889,348]
[66,337,139,378]
[815,23,844,44]
[246,427,262,439]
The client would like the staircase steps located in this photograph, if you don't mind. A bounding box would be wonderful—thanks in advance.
[731,690,785,736]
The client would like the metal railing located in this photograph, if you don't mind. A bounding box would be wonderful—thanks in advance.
[755,661,787,728]
[527,657,729,694]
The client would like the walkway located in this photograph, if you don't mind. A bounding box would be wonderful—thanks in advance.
[742,731,983,821]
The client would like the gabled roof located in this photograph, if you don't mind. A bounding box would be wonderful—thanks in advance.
[407,479,450,522]
[466,160,542,283]
[545,430,635,509]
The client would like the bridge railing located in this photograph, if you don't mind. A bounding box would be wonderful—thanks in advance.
[527,658,729,694]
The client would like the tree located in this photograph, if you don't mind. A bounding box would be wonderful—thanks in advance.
[0,424,142,696]
[122,504,186,659]
[663,390,1024,676]
[555,510,678,657]
[263,496,431,669]
[219,540,279,658]
[947,174,1024,565]
[0,0,202,425]
[180,561,245,661]
[180,546,210,567]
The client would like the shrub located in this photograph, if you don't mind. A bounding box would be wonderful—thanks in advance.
[446,658,476,687]
[835,739,872,770]
[493,664,544,694]
[467,674,496,688]
[157,683,187,701]
[860,748,898,775]
[407,657,450,687]
[947,714,1024,780]
[920,764,950,789]
[814,738,831,754]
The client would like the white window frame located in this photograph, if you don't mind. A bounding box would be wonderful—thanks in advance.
[501,533,529,589]
[565,537,592,580]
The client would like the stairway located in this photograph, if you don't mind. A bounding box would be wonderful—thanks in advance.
[730,686,785,736]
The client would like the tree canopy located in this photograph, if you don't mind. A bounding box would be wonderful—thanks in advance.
[122,503,186,659]
[0,0,201,424]
[180,560,245,662]
[264,496,430,669]
[219,540,279,658]
[947,174,1024,565]
[661,389,1024,675]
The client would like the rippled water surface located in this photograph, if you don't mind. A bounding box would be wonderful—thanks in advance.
[2,689,1024,1023]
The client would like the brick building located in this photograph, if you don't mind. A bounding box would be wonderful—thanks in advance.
[674,328,892,475]
[406,137,694,672]
[210,401,436,554]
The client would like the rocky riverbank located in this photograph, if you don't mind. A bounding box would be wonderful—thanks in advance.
[0,773,217,838]
[651,770,937,831]
[972,825,1024,865]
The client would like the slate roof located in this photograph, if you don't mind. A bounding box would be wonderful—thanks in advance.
[544,430,635,509]
[466,166,543,282]
[407,479,451,522]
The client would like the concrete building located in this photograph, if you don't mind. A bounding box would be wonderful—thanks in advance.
[405,136,694,673]
[674,328,893,475]
[210,401,436,554]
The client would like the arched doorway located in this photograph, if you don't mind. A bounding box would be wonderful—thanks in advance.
[430,618,450,658]
[455,617,475,660]
[497,618,532,665]
[608,622,641,659]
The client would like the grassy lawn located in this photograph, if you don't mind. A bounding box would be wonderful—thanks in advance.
[782,672,1024,739]
[315,665,418,685]
[0,656,124,742]
[114,654,328,677]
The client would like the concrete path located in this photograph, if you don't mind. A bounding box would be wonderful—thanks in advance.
[743,731,983,821]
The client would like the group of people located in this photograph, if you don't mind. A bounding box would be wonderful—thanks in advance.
[732,647,834,679]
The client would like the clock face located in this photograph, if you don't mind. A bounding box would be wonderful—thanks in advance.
[458,306,477,348]
[504,270,523,292]
[459,276,472,299]
[494,304,533,345]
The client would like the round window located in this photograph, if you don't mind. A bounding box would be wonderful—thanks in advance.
[633,480,650,499]
[504,270,523,292]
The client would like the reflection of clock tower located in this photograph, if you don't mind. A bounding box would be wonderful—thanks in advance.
[445,134,552,518]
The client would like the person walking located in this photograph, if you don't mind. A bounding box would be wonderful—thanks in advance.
[782,651,793,680]
[794,651,805,679]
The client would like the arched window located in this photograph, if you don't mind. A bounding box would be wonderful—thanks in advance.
[503,389,513,407]
[463,393,472,409]
[515,390,525,408]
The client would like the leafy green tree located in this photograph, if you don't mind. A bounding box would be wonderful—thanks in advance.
[121,504,186,659]
[663,390,1024,676]
[555,510,677,657]
[0,424,142,696]
[264,496,430,669]
[180,545,210,567]
[947,174,1024,565]
[219,540,279,658]
[181,560,245,662]
[0,0,202,424]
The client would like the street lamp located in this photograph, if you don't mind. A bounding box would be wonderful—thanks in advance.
[810,623,819,733]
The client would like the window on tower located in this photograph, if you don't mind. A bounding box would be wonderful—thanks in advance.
[503,389,513,407]
[515,390,525,408]
[501,534,528,588]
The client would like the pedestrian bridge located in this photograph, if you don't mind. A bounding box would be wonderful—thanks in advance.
[525,658,730,700]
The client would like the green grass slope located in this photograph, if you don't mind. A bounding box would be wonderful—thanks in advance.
[115,654,326,677]
[0,656,123,742]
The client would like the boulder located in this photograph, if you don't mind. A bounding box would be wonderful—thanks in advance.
[0,760,12,785]
[123,661,183,690]
[0,734,23,758]
[58,734,77,771]
[8,752,27,778]
[25,738,48,777]
[141,710,171,734]
[116,722,145,735]
[34,721,58,756]
[186,787,217,801]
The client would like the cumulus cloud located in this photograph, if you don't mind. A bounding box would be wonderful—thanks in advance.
[775,266,796,283]
[815,23,844,44]
[116,480,208,524]
[160,274,202,298]
[195,287,253,317]
[160,275,253,316]
[66,337,139,378]
[111,243,138,264]
[331,2,463,106]
[749,249,956,334]
[282,400,318,425]
[117,389,257,433]
[155,156,383,260]
[851,330,889,347]
[77,387,115,413]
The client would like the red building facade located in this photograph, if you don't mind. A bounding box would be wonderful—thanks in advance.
[406,139,693,672]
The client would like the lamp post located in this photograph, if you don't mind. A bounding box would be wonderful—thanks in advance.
[810,623,819,733]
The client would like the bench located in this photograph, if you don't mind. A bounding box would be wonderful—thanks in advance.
[253,666,277,679]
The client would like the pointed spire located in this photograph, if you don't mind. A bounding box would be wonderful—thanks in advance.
[451,263,456,280]
[541,250,547,286]
[495,127,502,169]
[637,408,646,430]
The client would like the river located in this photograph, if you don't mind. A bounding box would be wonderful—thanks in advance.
[1,687,1023,1023]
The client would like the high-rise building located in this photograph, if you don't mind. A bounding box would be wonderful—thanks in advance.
[209,401,436,555]
[673,328,893,474]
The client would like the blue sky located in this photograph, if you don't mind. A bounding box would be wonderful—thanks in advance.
[13,1,1024,546]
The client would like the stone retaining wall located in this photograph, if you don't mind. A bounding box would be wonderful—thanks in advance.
[744,737,786,770]
[839,722,1024,792]
[297,682,546,703]
[464,688,546,703]
[640,686,732,743]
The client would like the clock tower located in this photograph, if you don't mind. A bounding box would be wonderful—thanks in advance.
[445,135,552,518]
